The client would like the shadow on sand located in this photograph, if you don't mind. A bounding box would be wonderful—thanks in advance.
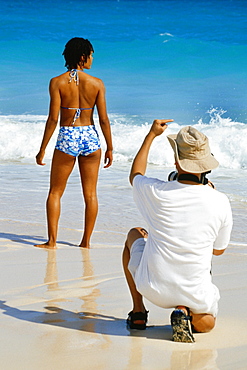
[0,300,172,341]
[0,232,75,247]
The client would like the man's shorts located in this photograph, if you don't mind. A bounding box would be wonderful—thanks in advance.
[127,237,219,317]
[128,237,146,279]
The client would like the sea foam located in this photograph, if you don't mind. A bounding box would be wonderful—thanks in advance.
[0,109,247,170]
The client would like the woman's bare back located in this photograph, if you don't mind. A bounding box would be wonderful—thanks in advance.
[55,70,103,126]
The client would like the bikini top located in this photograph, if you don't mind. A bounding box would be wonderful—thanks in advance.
[61,69,93,125]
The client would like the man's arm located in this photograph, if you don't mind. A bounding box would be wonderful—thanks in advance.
[129,119,173,185]
[213,249,225,256]
[212,202,232,256]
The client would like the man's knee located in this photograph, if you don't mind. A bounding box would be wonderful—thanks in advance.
[191,313,215,333]
[126,227,147,250]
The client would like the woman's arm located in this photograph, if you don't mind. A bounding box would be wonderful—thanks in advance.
[95,80,113,168]
[36,78,61,166]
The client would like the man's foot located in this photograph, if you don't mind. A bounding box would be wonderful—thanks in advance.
[126,310,149,330]
[170,309,195,343]
[34,242,57,249]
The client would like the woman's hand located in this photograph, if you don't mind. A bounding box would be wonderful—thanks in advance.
[36,150,46,166]
[150,119,174,137]
[104,150,113,168]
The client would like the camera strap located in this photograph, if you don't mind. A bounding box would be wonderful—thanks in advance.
[178,174,202,183]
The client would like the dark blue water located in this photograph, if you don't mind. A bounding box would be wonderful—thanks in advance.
[0,0,247,124]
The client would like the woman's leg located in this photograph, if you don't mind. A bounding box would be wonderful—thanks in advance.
[78,149,101,248]
[35,149,76,248]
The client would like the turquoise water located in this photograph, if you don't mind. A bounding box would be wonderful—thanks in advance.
[0,0,246,124]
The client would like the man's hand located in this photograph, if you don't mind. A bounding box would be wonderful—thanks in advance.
[150,119,174,137]
[213,249,225,255]
[129,118,174,185]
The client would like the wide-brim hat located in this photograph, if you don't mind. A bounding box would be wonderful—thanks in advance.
[167,126,219,173]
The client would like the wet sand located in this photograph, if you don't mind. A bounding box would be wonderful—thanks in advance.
[0,163,247,369]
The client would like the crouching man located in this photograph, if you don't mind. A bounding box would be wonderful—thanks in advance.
[122,120,232,342]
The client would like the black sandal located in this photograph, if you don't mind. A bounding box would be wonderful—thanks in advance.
[126,310,149,330]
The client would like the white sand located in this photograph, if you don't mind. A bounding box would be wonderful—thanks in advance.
[0,162,247,369]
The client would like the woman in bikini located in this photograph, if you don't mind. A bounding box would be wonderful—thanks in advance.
[35,37,113,249]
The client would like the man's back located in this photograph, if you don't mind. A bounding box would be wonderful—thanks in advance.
[132,174,232,315]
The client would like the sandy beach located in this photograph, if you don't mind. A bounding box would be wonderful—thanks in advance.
[0,162,247,369]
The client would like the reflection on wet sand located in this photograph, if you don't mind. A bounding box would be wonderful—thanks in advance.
[44,249,58,289]
[126,336,143,369]
[170,349,218,370]
[78,248,100,335]
[44,249,59,311]
[43,249,100,318]
[79,248,100,312]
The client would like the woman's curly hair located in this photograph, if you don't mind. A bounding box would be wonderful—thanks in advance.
[62,37,94,70]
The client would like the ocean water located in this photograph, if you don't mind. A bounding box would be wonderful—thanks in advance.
[0,0,247,246]
[1,0,247,121]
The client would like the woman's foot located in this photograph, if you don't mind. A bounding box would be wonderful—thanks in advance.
[78,243,90,248]
[34,242,57,249]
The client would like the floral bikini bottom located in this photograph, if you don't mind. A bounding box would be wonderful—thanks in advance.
[55,125,101,157]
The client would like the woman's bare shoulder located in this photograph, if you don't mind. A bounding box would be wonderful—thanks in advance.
[50,72,69,86]
[86,74,104,86]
